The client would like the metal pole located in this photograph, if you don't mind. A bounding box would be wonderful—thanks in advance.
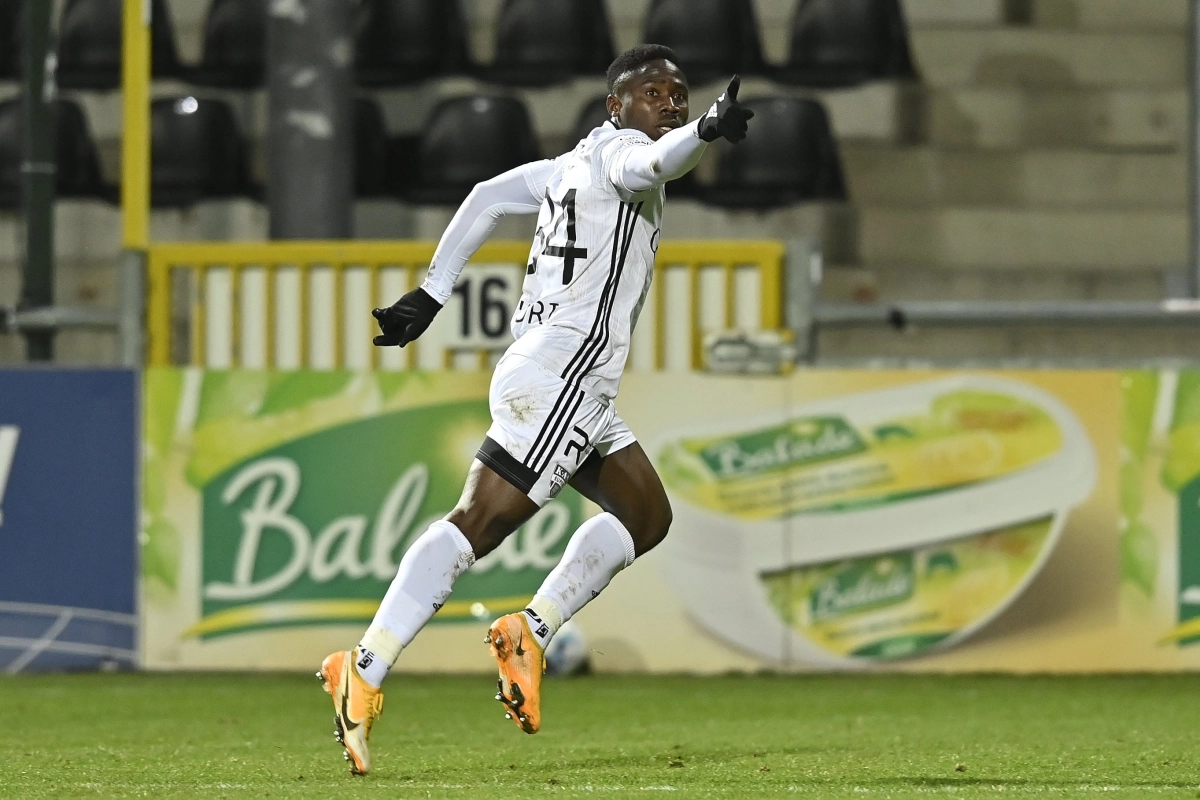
[19,0,56,361]
[784,238,821,364]
[815,299,1200,328]
[118,251,146,368]
[1190,0,1200,297]
[267,0,354,239]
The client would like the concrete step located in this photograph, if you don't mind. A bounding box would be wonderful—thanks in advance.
[858,206,1187,271]
[911,28,1186,88]
[840,145,1186,209]
[819,265,1172,304]
[1022,0,1188,32]
[922,86,1185,149]
[815,325,1200,364]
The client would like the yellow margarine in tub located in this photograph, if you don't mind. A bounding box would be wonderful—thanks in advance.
[652,376,1096,666]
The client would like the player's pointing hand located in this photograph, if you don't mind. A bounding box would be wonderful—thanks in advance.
[697,75,755,144]
[372,287,442,347]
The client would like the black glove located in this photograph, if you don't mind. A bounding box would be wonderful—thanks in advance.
[697,75,754,144]
[372,287,442,347]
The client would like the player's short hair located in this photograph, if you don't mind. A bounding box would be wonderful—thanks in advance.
[606,44,684,94]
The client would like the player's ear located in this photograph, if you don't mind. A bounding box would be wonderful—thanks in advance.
[605,94,622,125]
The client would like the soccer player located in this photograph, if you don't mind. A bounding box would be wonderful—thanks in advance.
[319,44,753,775]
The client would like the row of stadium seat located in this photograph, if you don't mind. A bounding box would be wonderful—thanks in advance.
[0,0,915,91]
[0,92,845,209]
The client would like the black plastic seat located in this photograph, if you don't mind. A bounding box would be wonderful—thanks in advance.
[192,0,267,89]
[0,98,113,207]
[641,0,763,86]
[570,95,612,146]
[57,0,183,90]
[406,95,540,205]
[355,0,471,87]
[704,96,845,209]
[0,98,23,207]
[488,0,613,86]
[56,100,111,200]
[151,97,254,208]
[776,0,917,87]
[355,98,390,198]
[0,0,18,80]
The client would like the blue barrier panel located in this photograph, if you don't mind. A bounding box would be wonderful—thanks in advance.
[0,369,137,672]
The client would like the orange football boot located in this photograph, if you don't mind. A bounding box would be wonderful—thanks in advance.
[486,613,545,734]
[317,649,384,775]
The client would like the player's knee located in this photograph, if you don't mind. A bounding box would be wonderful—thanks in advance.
[446,506,519,559]
[630,494,672,557]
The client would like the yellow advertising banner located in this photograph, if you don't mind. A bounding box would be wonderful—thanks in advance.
[140,368,1200,673]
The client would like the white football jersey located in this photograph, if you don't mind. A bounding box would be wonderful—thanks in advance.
[505,122,665,403]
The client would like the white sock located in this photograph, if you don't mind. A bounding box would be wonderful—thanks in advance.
[356,520,475,687]
[524,512,636,650]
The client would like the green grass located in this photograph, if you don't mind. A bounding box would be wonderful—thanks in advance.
[1,673,1198,798]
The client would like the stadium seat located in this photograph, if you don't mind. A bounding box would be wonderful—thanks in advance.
[641,0,763,86]
[57,0,184,90]
[151,97,254,208]
[0,0,18,80]
[55,100,111,201]
[355,98,390,198]
[775,0,917,87]
[704,96,845,208]
[570,95,612,145]
[192,0,268,89]
[355,0,471,87]
[488,0,613,86]
[0,98,113,207]
[406,95,540,205]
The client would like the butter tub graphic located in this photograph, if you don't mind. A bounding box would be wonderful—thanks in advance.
[651,376,1096,667]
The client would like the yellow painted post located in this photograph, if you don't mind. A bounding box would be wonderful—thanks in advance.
[121,0,150,249]
[192,266,207,367]
[689,264,702,370]
[760,250,783,330]
[723,262,735,328]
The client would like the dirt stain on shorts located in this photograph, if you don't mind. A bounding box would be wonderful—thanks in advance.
[506,394,537,425]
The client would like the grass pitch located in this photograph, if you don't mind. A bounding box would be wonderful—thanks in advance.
[0,673,1197,799]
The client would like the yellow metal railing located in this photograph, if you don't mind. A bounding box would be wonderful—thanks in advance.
[147,240,784,370]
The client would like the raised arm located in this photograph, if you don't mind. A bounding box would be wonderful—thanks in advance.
[606,121,708,195]
[606,76,755,195]
[372,160,554,347]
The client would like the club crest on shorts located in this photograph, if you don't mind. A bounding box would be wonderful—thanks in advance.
[549,465,571,498]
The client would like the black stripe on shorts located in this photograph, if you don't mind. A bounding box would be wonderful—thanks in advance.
[477,436,540,496]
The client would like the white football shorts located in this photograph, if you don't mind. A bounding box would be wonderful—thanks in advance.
[477,351,637,506]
